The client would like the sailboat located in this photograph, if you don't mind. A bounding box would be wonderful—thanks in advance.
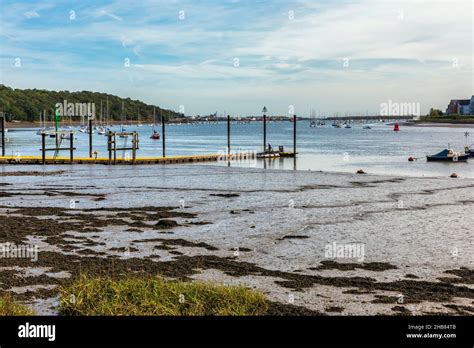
[137,107,142,127]
[119,101,128,138]
[150,107,160,140]
[36,110,46,135]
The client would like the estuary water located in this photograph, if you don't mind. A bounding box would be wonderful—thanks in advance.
[4,121,474,178]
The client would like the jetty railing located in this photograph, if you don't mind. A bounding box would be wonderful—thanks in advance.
[40,132,76,164]
[107,131,139,164]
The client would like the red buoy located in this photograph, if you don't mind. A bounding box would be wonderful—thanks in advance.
[393,123,400,132]
[408,157,414,162]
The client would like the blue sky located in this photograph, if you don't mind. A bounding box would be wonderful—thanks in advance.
[0,0,472,116]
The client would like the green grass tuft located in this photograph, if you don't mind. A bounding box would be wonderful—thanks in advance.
[0,295,35,316]
[59,275,268,316]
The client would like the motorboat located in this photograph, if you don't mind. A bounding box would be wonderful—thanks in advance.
[427,148,469,162]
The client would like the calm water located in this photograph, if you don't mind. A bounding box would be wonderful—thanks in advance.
[4,121,474,178]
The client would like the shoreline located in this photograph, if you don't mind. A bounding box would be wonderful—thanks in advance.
[0,164,472,315]
[404,122,474,128]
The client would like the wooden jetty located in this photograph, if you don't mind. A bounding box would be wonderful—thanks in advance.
[0,153,260,165]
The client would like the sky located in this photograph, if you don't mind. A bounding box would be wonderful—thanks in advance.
[0,0,472,116]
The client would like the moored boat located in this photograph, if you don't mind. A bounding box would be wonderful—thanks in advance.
[465,146,474,157]
[427,148,469,162]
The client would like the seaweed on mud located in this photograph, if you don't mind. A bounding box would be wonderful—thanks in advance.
[438,268,474,284]
[279,235,309,240]
[310,260,398,272]
[210,193,240,198]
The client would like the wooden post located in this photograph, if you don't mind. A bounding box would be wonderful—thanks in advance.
[1,115,5,157]
[41,132,46,164]
[293,114,297,156]
[132,132,137,164]
[113,132,117,164]
[89,118,93,158]
[293,114,297,170]
[70,132,74,162]
[263,113,267,151]
[227,115,230,155]
[107,131,112,164]
[162,111,166,158]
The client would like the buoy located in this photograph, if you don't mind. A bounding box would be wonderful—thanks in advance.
[356,169,366,174]
[394,123,400,132]
[408,157,415,162]
[450,173,459,178]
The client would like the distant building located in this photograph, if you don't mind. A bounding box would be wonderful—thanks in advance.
[446,99,471,115]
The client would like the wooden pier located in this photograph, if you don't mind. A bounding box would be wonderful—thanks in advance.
[0,153,260,165]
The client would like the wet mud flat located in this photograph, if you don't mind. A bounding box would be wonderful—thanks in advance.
[0,164,473,315]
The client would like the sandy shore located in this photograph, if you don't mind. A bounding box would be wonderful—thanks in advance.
[0,164,473,315]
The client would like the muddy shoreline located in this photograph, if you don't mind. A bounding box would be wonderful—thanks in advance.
[0,165,473,315]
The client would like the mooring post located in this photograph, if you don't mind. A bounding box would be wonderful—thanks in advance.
[293,114,297,170]
[41,132,46,164]
[227,115,231,155]
[263,113,267,152]
[107,131,112,164]
[293,114,297,156]
[1,114,5,157]
[113,132,117,164]
[162,111,166,158]
[132,132,137,164]
[89,118,93,158]
[70,132,74,163]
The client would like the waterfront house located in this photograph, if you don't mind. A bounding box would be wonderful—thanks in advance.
[446,99,471,115]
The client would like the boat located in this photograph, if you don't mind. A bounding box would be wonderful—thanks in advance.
[344,124,352,129]
[363,126,372,129]
[427,148,469,162]
[98,126,106,135]
[465,145,474,157]
[332,123,342,128]
[150,107,161,139]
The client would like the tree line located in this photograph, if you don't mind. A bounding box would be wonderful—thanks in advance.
[0,84,184,122]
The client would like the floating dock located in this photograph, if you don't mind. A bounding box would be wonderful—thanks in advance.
[0,153,264,165]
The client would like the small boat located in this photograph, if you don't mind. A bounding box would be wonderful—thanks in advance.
[309,121,316,128]
[150,107,160,139]
[150,131,160,140]
[465,146,474,157]
[60,132,75,140]
[363,126,372,129]
[344,124,352,129]
[427,149,469,162]
[332,123,342,128]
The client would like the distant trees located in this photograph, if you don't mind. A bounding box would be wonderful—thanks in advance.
[0,84,183,122]
[428,108,443,117]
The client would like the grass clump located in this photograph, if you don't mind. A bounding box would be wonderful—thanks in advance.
[59,275,268,316]
[0,295,34,316]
